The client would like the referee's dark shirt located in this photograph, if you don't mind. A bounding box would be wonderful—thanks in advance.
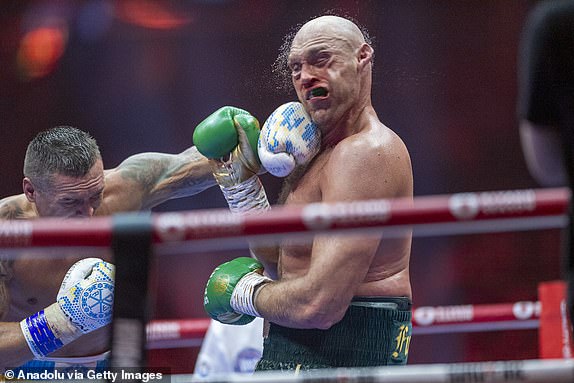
[518,0,574,324]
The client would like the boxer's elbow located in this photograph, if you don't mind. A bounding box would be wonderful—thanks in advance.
[298,295,347,330]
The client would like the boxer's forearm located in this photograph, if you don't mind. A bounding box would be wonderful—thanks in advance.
[254,276,347,330]
[0,322,34,371]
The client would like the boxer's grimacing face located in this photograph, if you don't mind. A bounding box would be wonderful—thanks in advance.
[288,17,364,129]
[24,159,105,218]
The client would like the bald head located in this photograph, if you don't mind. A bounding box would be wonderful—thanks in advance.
[292,15,367,53]
[272,15,374,94]
[282,15,375,128]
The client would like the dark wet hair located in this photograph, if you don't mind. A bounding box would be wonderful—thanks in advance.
[24,126,101,189]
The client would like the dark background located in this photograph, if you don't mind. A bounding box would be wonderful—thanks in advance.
[0,0,563,373]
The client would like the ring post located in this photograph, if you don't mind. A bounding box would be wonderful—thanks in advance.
[109,213,153,373]
[538,280,574,359]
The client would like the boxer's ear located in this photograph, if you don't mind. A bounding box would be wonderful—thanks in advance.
[357,43,373,69]
[23,177,36,202]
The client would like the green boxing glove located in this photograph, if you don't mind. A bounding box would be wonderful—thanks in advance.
[193,106,270,214]
[204,257,271,325]
[193,106,260,162]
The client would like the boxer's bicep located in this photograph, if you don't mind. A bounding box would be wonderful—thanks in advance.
[291,146,389,316]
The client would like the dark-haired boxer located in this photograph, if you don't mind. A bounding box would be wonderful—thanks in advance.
[0,124,229,371]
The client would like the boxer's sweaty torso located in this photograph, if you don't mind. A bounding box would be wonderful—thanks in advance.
[278,143,412,299]
[257,116,413,371]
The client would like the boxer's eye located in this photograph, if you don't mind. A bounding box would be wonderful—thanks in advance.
[61,199,79,207]
[313,52,330,67]
[290,62,301,75]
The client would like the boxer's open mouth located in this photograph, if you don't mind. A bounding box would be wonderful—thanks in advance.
[307,87,328,100]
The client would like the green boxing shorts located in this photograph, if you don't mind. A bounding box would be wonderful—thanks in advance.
[255,296,412,372]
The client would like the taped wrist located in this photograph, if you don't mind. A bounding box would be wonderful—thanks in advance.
[230,271,271,317]
[20,303,81,358]
[220,175,270,214]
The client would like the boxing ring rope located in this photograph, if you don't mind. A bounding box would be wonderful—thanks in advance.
[146,301,541,349]
[171,359,574,383]
[0,187,569,251]
[1,187,572,382]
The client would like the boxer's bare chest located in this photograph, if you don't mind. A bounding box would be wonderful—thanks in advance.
[3,257,74,320]
[279,150,331,275]
[283,149,331,205]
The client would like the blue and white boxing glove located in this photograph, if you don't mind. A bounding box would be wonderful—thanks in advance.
[258,102,321,177]
[20,258,114,358]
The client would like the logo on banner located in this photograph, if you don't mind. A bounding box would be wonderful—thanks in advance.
[302,200,391,230]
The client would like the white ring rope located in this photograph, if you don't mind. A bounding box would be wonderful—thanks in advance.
[170,359,574,383]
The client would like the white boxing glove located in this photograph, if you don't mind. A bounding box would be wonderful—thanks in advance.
[258,102,321,177]
[20,258,115,358]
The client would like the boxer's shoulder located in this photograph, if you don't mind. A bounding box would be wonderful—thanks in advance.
[0,194,36,220]
[94,169,147,214]
[329,122,409,170]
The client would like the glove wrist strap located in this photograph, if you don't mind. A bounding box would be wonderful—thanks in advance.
[220,175,270,214]
[230,272,271,317]
[19,303,81,359]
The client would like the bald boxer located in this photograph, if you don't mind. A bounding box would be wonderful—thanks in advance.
[203,15,414,370]
[0,124,222,370]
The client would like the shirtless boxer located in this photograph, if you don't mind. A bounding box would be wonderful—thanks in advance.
[0,123,227,370]
[201,15,414,370]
